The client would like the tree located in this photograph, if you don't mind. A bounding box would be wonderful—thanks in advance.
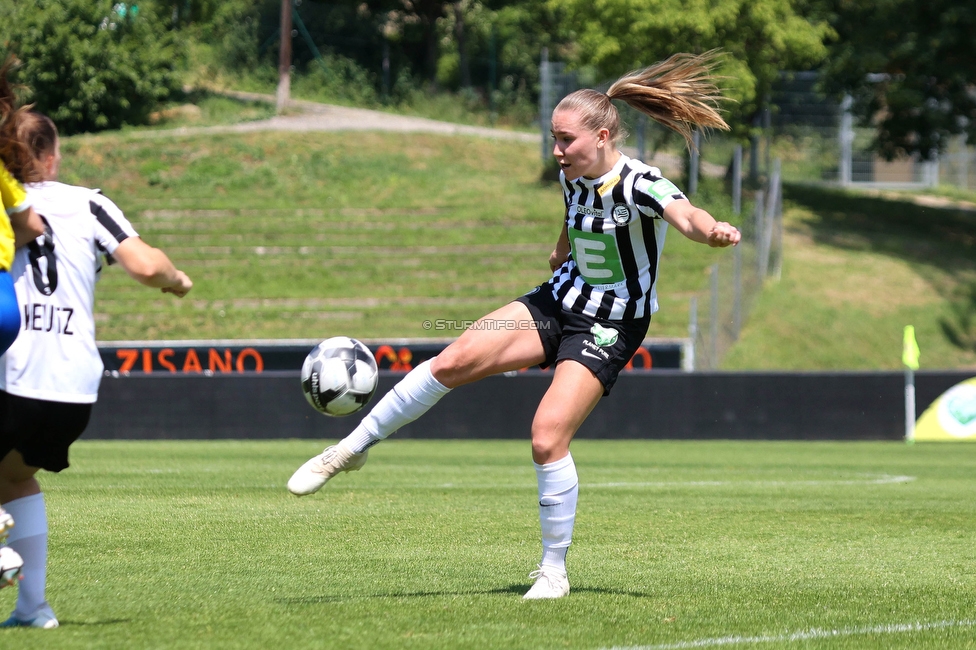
[816,0,976,159]
[0,0,181,134]
[544,0,832,138]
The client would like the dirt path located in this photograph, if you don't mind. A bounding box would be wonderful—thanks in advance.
[137,90,723,179]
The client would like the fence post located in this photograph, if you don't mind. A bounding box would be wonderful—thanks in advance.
[688,130,701,195]
[732,144,742,216]
[754,189,766,279]
[839,95,853,186]
[539,48,551,164]
[770,159,783,280]
[686,296,697,371]
[732,243,742,340]
[709,263,719,368]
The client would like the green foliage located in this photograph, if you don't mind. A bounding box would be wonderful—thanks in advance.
[546,0,833,136]
[13,438,976,649]
[292,57,380,107]
[816,0,976,159]
[0,0,181,134]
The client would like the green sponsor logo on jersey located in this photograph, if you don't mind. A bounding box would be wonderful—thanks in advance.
[590,323,619,347]
[568,230,625,286]
[648,179,680,202]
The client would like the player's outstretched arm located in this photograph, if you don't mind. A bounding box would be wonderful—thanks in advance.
[662,199,740,248]
[111,236,193,297]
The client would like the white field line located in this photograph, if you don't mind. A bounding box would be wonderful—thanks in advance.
[586,475,916,488]
[602,619,976,650]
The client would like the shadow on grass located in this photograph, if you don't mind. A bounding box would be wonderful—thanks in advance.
[786,183,976,351]
[277,585,653,603]
[784,183,976,269]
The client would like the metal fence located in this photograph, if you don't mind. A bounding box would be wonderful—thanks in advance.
[687,153,783,370]
[770,71,973,190]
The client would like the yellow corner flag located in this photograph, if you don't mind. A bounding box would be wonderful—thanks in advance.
[903,325,920,370]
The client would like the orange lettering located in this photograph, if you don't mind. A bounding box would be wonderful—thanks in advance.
[235,348,264,373]
[183,349,202,373]
[209,348,232,373]
[393,347,413,372]
[116,349,138,373]
[374,345,398,370]
[158,349,177,373]
[625,347,652,371]
[142,349,153,373]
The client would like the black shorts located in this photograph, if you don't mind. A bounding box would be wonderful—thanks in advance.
[515,286,651,395]
[0,391,92,472]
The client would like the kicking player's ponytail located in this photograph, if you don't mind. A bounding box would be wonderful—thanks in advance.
[554,51,730,149]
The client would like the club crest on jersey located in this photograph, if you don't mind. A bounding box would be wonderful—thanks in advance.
[590,323,619,347]
[611,203,630,226]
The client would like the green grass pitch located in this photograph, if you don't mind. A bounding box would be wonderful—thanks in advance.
[2,439,976,649]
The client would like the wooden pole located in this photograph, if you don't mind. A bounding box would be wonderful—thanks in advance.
[276,0,293,113]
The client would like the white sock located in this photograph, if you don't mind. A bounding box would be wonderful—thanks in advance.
[344,359,451,454]
[534,453,578,574]
[4,493,49,620]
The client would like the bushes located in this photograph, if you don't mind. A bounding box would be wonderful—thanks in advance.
[1,0,181,134]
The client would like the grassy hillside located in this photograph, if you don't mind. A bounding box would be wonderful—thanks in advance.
[723,185,976,370]
[61,130,735,342]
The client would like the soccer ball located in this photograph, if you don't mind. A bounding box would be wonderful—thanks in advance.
[301,337,379,416]
[0,546,23,588]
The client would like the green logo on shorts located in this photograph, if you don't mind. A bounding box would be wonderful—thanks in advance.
[590,324,618,347]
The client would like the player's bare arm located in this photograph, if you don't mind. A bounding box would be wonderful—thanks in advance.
[9,206,44,248]
[549,223,570,271]
[111,237,193,297]
[662,199,740,248]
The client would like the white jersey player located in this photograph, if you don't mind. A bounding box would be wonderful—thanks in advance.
[0,112,192,629]
[288,52,740,600]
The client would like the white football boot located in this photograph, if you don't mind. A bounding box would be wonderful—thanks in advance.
[287,441,368,496]
[0,546,23,590]
[0,507,12,544]
[522,565,570,600]
[0,603,59,629]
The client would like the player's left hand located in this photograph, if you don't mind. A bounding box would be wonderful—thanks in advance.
[707,222,740,248]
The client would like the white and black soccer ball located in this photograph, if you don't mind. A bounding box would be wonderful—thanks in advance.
[0,546,23,588]
[301,337,379,416]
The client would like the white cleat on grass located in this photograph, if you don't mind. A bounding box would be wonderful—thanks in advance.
[0,507,12,543]
[522,565,570,600]
[0,604,59,629]
[287,441,368,496]
[0,546,24,590]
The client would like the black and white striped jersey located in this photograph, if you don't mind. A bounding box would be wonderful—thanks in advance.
[0,182,138,403]
[547,154,686,321]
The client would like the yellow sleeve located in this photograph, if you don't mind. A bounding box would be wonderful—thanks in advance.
[0,165,30,215]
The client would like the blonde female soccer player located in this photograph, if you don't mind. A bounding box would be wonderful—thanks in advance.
[289,52,740,599]
[0,112,192,628]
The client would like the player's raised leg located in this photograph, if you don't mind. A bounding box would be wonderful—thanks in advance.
[523,360,603,600]
[288,301,547,495]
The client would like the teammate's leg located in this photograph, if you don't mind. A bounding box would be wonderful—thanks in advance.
[288,301,547,495]
[0,451,57,628]
[523,360,603,600]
